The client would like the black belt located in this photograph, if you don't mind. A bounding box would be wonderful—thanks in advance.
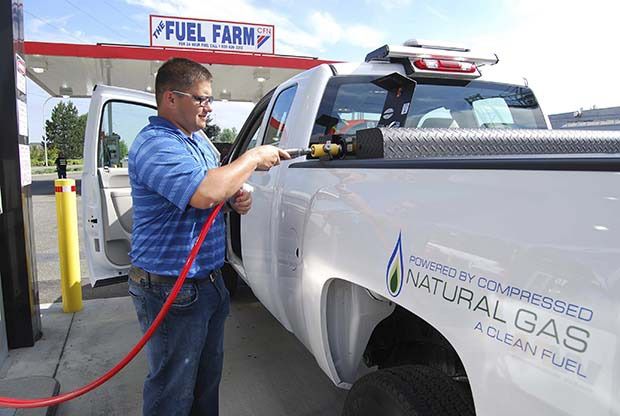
[128,266,218,285]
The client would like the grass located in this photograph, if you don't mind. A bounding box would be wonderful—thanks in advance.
[32,165,83,175]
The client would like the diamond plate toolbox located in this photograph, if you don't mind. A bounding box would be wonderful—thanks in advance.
[354,128,620,159]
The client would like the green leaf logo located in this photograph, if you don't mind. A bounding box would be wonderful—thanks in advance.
[389,265,399,293]
[386,232,403,297]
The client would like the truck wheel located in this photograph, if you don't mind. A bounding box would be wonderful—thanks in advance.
[221,262,239,297]
[342,365,474,416]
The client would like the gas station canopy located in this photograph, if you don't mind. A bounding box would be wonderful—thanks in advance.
[24,41,336,102]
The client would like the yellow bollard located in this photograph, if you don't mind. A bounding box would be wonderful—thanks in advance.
[55,179,83,313]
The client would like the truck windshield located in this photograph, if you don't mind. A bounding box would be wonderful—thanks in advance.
[312,75,547,136]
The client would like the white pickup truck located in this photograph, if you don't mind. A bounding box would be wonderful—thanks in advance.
[82,41,620,416]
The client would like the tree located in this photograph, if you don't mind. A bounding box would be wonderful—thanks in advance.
[76,113,87,152]
[43,102,86,159]
[218,127,238,143]
[119,140,129,159]
[203,124,221,140]
[29,143,44,166]
[202,114,221,140]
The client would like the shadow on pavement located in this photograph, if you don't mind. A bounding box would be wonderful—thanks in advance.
[49,280,129,304]
[48,280,252,304]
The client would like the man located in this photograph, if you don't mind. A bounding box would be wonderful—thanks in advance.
[127,57,289,416]
[55,153,67,179]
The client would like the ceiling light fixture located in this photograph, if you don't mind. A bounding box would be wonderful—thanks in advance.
[253,67,270,83]
[220,89,231,101]
[59,85,73,97]
[30,56,48,74]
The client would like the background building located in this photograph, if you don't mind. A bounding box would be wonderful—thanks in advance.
[549,106,620,130]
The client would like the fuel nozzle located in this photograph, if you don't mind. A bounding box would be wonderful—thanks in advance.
[283,140,345,161]
[309,141,342,159]
[283,148,312,159]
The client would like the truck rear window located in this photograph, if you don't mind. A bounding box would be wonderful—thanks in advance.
[312,75,547,136]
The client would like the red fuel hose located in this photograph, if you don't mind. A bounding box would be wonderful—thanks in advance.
[0,202,224,409]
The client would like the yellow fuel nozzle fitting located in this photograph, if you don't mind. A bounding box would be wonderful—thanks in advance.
[310,142,342,158]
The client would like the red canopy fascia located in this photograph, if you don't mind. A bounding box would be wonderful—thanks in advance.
[24,41,337,70]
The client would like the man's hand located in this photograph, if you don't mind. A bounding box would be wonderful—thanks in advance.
[248,145,291,171]
[190,146,290,210]
[230,189,252,215]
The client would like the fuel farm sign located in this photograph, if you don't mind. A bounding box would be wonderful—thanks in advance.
[150,15,275,54]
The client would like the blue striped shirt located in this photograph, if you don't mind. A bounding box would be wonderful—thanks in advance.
[128,116,225,278]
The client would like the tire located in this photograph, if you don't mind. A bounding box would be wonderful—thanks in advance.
[221,262,239,298]
[342,365,474,416]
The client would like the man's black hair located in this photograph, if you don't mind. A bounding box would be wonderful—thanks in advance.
[155,58,213,105]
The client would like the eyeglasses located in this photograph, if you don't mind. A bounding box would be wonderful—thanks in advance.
[171,90,214,107]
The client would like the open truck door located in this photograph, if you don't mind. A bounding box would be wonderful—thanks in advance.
[82,85,156,287]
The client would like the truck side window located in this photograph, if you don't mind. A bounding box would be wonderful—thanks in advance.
[246,127,260,151]
[312,77,386,139]
[263,85,297,146]
[98,101,156,168]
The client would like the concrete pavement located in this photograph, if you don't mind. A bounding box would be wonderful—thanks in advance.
[0,285,347,416]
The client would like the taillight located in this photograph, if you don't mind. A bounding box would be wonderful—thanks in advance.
[413,58,477,73]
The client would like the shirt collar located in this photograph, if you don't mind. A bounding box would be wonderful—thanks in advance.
[148,115,200,141]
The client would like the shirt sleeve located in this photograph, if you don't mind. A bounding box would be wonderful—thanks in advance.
[133,134,205,211]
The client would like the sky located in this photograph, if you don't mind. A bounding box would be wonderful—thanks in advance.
[24,0,620,143]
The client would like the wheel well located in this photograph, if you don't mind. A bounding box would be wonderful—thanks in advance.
[323,279,474,407]
[324,279,394,384]
[363,305,473,398]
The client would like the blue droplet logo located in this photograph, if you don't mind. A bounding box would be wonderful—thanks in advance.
[386,232,404,297]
